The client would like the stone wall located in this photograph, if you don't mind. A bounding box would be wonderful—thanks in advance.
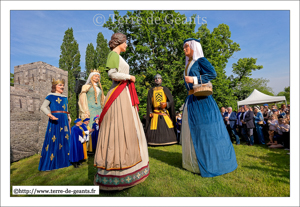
[10,61,68,162]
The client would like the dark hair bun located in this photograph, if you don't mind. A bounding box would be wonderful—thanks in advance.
[109,33,126,50]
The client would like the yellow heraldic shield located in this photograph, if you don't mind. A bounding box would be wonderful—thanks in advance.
[150,87,174,130]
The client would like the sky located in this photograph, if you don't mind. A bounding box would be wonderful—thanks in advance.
[10,10,290,94]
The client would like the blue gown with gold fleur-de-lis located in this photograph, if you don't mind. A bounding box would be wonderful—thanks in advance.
[38,94,71,171]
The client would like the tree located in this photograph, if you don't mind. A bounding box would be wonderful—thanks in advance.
[10,73,14,86]
[95,32,110,69]
[277,86,290,104]
[229,57,263,88]
[233,77,274,101]
[59,28,81,125]
[196,24,241,109]
[104,10,197,115]
[85,43,95,78]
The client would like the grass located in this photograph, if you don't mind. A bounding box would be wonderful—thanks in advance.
[10,142,290,197]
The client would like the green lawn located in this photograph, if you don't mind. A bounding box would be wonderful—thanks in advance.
[10,143,290,197]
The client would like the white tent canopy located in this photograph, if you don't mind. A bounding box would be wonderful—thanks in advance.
[237,89,287,107]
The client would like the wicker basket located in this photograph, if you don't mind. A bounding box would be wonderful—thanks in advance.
[193,75,213,96]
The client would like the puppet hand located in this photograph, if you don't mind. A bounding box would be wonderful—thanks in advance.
[48,114,58,120]
[185,76,194,84]
[160,102,167,109]
[130,75,136,83]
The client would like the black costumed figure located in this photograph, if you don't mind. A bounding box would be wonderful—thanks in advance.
[145,74,177,146]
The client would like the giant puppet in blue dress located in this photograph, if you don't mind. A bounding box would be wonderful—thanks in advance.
[181,38,237,177]
[39,78,71,171]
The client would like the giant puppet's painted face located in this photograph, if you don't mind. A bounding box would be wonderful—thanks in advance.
[55,83,64,94]
[183,42,194,58]
[155,77,162,86]
[119,41,127,53]
[92,74,100,83]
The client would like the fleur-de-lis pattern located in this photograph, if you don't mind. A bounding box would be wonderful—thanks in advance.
[52,135,56,142]
[65,134,69,140]
[56,97,62,104]
[50,153,54,161]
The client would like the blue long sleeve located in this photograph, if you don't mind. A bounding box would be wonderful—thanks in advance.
[197,57,217,84]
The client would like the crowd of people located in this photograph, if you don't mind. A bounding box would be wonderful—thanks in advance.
[220,104,290,154]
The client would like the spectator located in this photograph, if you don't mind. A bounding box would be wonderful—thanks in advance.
[242,105,255,146]
[262,107,270,139]
[269,117,288,148]
[221,107,227,125]
[225,107,240,145]
[237,107,244,138]
[286,114,290,124]
[253,106,265,144]
[264,104,272,116]
[272,109,279,117]
[267,114,278,145]
[281,104,288,112]
[281,118,290,150]
[260,105,264,112]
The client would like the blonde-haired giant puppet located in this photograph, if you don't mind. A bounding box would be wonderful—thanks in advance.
[78,69,105,151]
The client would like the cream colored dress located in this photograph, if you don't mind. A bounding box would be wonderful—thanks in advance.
[94,54,149,190]
[180,59,200,174]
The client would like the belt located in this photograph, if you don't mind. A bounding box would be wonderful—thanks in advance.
[154,111,167,116]
[51,111,70,114]
[188,89,194,95]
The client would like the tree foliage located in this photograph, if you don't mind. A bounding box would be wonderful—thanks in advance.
[233,77,274,101]
[10,73,14,86]
[85,43,95,78]
[95,32,110,69]
[277,86,290,104]
[101,10,267,114]
[229,57,263,88]
[104,10,197,115]
[59,28,81,125]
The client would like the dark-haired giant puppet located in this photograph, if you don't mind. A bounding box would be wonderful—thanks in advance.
[145,74,177,145]
[94,33,149,190]
[39,78,71,171]
[181,38,237,177]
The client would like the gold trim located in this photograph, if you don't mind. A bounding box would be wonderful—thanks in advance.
[94,159,142,170]
[147,141,178,146]
[52,78,65,85]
